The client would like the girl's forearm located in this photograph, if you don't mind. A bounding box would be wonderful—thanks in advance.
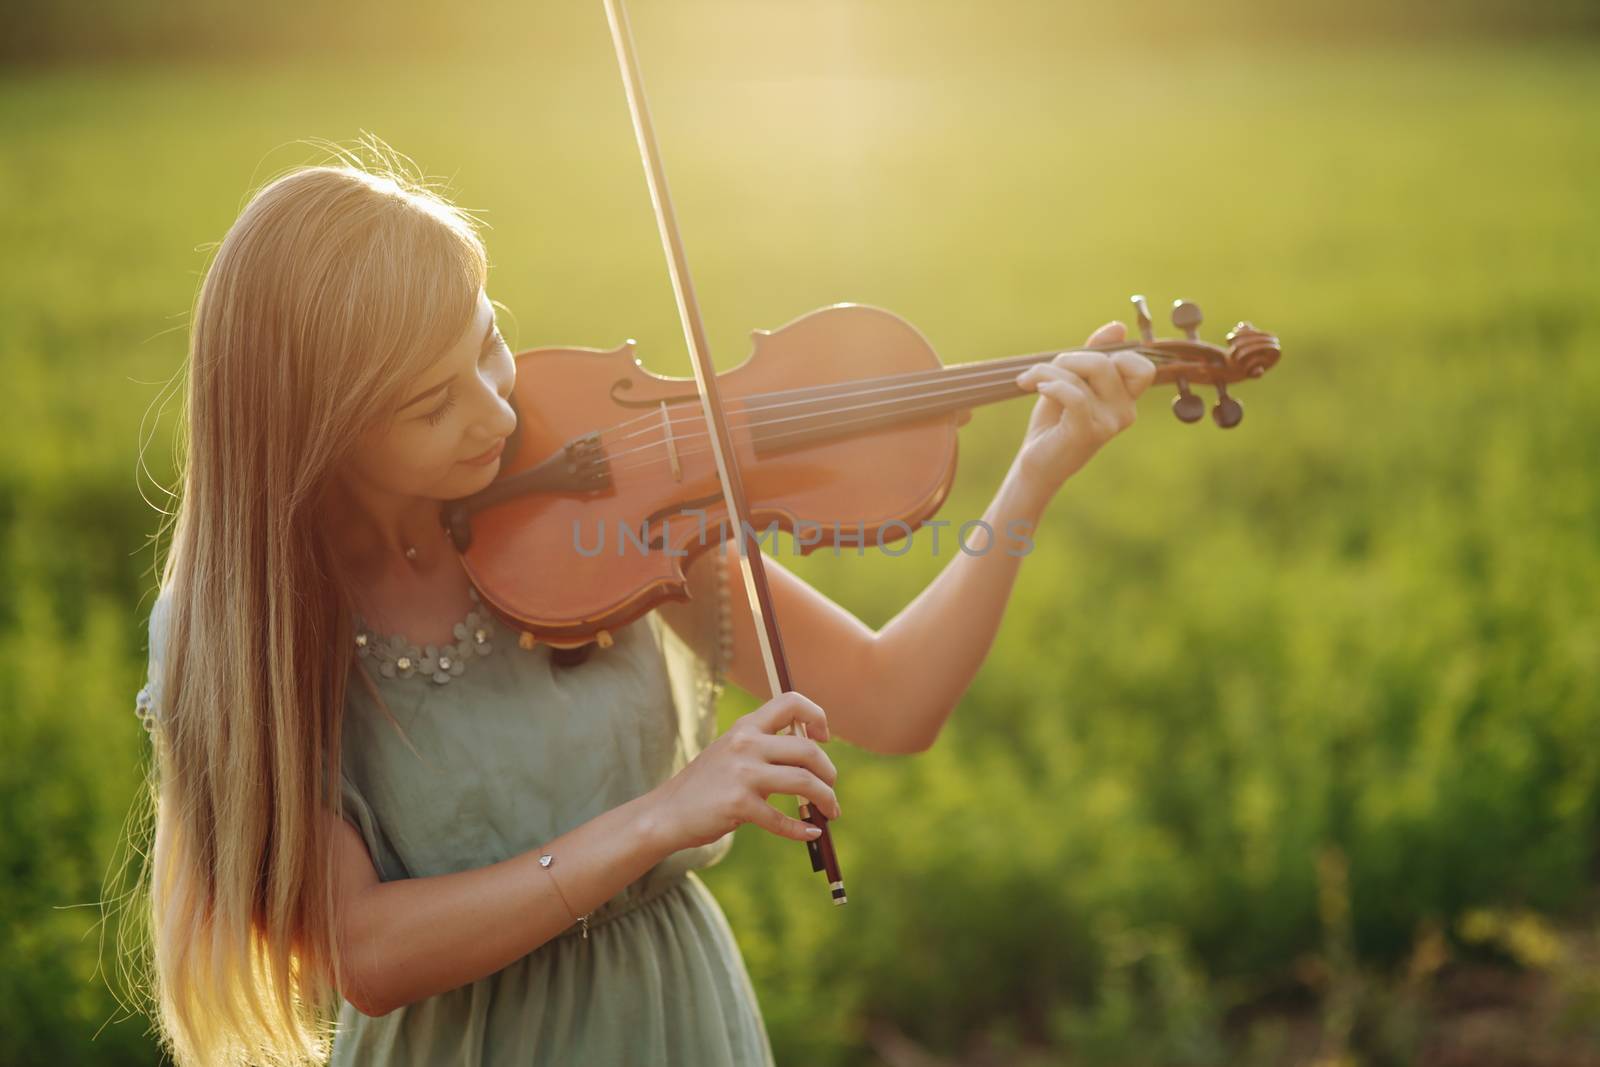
[864,462,1048,751]
[341,789,674,1015]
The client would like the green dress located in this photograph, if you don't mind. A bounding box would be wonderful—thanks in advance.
[137,576,776,1067]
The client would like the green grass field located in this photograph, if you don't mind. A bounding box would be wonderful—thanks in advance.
[3,16,1598,1064]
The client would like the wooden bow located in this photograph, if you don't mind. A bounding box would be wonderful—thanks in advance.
[601,0,848,905]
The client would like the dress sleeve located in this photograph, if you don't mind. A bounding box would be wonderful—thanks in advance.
[337,770,390,878]
[134,591,174,734]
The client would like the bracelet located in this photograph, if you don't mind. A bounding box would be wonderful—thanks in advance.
[538,852,591,940]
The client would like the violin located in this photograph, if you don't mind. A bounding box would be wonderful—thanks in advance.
[440,0,1281,907]
[442,297,1280,647]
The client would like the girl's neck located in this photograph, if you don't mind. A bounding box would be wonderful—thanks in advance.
[327,480,453,585]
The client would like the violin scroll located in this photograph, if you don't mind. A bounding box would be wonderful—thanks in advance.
[1126,294,1281,428]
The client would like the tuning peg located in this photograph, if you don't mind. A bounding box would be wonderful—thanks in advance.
[1172,379,1204,423]
[1130,294,1155,343]
[1211,383,1243,428]
[1172,300,1203,340]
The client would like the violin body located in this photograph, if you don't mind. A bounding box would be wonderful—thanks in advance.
[457,304,962,646]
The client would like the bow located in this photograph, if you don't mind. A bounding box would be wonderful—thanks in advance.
[601,0,847,905]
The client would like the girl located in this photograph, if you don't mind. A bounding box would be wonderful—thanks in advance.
[130,147,1153,1066]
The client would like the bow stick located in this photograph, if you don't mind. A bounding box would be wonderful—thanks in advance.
[602,0,848,905]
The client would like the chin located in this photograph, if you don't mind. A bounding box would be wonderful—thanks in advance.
[447,459,501,492]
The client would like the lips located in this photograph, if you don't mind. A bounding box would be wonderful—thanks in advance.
[461,439,506,466]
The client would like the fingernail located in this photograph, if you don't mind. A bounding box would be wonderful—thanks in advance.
[805,826,822,837]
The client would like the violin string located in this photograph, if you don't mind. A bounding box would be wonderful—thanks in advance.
[601,366,1055,468]
[601,353,1190,479]
[594,342,1171,445]
[604,383,1099,480]
[591,345,1085,445]
[595,342,1179,449]
[597,346,1187,469]
[597,345,1191,472]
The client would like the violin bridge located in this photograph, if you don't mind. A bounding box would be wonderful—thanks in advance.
[660,400,683,482]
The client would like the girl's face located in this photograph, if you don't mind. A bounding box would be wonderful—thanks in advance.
[347,289,519,502]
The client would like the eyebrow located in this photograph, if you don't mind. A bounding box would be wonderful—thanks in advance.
[399,320,497,412]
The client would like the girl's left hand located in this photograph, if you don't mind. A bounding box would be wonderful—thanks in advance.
[1010,320,1156,502]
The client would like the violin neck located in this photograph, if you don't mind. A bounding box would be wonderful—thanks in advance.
[940,348,1094,406]
[745,344,1134,455]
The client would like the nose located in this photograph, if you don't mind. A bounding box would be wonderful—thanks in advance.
[470,362,518,442]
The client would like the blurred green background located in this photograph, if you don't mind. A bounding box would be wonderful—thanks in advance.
[3,1,1598,1063]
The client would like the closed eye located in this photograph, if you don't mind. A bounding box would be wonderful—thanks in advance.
[422,388,456,426]
[421,332,504,425]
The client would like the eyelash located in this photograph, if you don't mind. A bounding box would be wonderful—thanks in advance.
[422,331,503,426]
[423,391,457,426]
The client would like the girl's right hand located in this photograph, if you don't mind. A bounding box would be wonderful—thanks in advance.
[646,691,840,852]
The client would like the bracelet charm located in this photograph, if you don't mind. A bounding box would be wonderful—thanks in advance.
[538,852,593,939]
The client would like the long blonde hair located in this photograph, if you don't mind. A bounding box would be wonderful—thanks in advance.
[127,140,488,1065]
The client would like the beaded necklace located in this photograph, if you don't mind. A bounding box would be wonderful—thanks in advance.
[353,585,497,685]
